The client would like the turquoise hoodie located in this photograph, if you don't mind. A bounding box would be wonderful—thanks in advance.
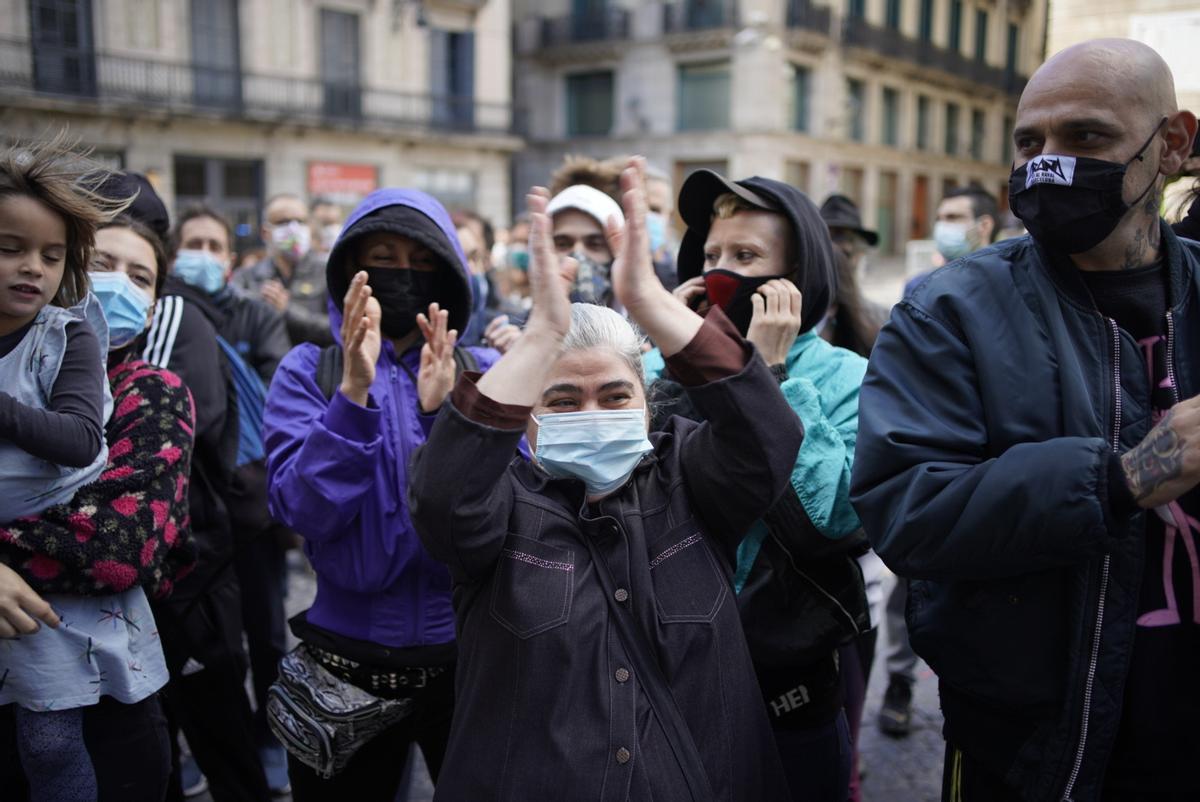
[645,330,866,590]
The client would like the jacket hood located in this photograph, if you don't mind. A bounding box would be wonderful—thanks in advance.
[325,189,473,339]
[676,172,836,335]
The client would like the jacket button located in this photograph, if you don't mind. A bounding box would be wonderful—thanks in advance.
[615,667,630,683]
[614,588,629,603]
[606,523,619,536]
[616,747,631,764]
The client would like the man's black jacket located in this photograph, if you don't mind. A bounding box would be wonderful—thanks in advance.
[851,223,1200,801]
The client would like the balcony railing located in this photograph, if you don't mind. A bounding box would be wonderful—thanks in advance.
[0,37,516,136]
[841,20,1027,95]
[787,0,833,36]
[541,7,631,47]
[663,0,738,34]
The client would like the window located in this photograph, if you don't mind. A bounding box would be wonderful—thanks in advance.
[1002,114,1014,164]
[847,78,865,142]
[321,10,361,118]
[787,161,811,194]
[918,0,933,42]
[430,29,476,129]
[916,94,930,150]
[192,0,241,107]
[970,108,985,160]
[848,0,865,20]
[793,65,811,132]
[974,9,988,64]
[882,87,900,147]
[945,102,960,156]
[414,168,477,210]
[886,0,901,30]
[30,0,96,96]
[677,61,731,131]
[566,71,614,136]
[948,0,962,52]
[1006,23,1019,75]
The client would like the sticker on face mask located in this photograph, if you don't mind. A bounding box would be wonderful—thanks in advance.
[1025,155,1077,189]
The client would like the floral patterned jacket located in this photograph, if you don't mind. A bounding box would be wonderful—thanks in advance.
[0,358,197,598]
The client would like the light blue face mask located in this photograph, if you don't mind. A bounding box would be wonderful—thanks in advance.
[933,221,977,261]
[173,249,227,295]
[646,212,668,254]
[534,408,653,497]
[89,271,152,348]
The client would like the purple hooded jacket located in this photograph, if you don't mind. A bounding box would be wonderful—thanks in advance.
[263,189,499,649]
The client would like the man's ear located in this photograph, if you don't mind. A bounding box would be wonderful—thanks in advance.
[1161,111,1199,177]
[978,214,997,243]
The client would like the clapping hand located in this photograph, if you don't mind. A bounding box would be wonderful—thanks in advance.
[339,272,382,407]
[416,303,458,413]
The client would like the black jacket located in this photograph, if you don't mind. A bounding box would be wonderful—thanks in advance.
[850,223,1200,801]
[142,287,238,600]
[408,313,799,802]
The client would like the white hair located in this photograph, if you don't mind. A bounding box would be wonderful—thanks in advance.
[560,303,646,386]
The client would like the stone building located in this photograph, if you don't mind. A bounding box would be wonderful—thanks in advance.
[1,0,520,251]
[513,0,1048,254]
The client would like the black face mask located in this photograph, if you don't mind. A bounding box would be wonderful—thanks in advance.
[702,269,789,336]
[362,267,441,339]
[1008,118,1166,254]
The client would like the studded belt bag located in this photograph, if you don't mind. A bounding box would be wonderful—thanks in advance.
[266,643,415,779]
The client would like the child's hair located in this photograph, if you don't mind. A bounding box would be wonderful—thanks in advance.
[0,133,130,307]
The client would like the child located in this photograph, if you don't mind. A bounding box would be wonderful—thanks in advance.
[0,138,131,802]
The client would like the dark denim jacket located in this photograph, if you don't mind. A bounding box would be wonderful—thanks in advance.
[409,316,801,802]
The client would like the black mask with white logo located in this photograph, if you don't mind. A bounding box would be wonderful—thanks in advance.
[362,267,441,339]
[1008,118,1166,254]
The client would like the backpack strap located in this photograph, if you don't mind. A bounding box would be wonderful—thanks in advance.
[316,345,343,402]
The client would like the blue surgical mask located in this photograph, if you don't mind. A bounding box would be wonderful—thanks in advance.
[646,212,668,254]
[89,271,152,348]
[933,221,977,261]
[173,249,227,294]
[534,408,653,496]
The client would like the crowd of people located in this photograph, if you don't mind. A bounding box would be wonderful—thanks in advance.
[0,35,1199,802]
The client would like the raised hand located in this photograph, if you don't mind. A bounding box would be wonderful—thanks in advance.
[746,279,804,366]
[604,157,702,357]
[672,276,708,311]
[484,315,522,354]
[524,188,573,340]
[339,271,382,407]
[261,279,291,313]
[1121,395,1200,508]
[416,302,459,413]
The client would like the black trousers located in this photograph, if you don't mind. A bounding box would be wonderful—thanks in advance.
[288,665,455,802]
[154,573,271,802]
[0,694,172,802]
[941,743,1022,802]
[233,529,288,745]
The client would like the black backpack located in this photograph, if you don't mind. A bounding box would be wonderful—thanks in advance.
[314,345,478,401]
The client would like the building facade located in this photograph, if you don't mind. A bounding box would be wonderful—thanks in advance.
[513,0,1047,254]
[1,0,520,250]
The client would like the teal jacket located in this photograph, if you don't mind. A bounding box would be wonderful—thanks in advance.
[645,332,866,587]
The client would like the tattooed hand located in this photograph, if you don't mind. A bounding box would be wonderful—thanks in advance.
[1121,396,1200,508]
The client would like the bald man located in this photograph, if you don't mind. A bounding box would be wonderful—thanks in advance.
[850,39,1200,801]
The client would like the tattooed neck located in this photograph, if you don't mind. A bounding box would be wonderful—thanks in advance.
[1120,190,1163,270]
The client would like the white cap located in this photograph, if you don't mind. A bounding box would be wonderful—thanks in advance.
[546,184,624,230]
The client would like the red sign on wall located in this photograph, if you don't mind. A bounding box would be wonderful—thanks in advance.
[307,162,378,203]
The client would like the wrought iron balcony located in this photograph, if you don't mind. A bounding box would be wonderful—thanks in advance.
[841,20,1027,95]
[663,0,738,34]
[787,0,833,36]
[0,37,517,136]
[540,7,631,46]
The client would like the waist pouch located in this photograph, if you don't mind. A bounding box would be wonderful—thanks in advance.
[266,643,414,779]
